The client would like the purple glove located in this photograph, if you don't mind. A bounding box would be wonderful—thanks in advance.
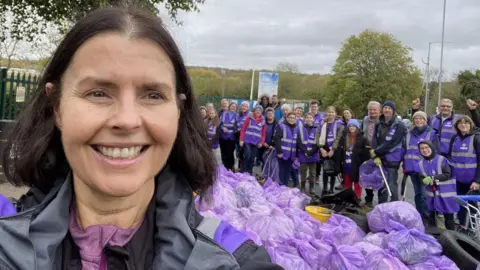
[292,159,300,169]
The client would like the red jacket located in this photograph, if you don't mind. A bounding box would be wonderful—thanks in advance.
[240,115,267,145]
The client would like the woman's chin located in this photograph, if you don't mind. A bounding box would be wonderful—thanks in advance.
[92,176,155,198]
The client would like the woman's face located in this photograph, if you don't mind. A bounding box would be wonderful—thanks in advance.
[229,104,237,112]
[348,125,357,133]
[254,109,262,117]
[53,33,178,197]
[305,114,314,125]
[343,110,352,121]
[266,111,274,120]
[208,110,216,119]
[419,144,432,157]
[200,109,207,118]
[241,103,249,113]
[458,120,471,134]
[327,109,336,120]
[287,114,296,125]
[413,116,426,128]
[283,108,290,117]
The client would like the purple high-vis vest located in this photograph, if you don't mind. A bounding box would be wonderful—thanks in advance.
[236,112,250,131]
[418,155,459,213]
[298,126,319,163]
[325,119,343,148]
[382,122,404,163]
[280,124,298,161]
[0,194,16,217]
[404,129,435,173]
[208,122,219,149]
[220,112,237,141]
[244,116,265,146]
[450,135,477,184]
[429,114,461,154]
[313,113,325,128]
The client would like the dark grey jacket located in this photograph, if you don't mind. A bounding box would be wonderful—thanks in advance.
[0,166,280,270]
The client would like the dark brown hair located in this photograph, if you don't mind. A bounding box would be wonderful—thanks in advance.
[2,7,215,195]
[342,108,355,123]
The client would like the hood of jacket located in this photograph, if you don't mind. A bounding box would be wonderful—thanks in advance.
[0,166,240,270]
[418,140,436,160]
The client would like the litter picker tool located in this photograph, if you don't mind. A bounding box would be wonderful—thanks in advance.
[378,164,392,197]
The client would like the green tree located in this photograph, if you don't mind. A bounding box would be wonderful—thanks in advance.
[324,29,423,116]
[0,0,205,42]
[189,68,222,97]
[458,69,480,101]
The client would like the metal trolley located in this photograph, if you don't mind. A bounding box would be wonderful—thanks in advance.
[454,194,480,239]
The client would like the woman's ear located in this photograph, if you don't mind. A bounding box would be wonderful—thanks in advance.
[45,83,62,130]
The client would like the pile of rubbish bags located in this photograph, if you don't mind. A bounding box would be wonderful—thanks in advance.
[196,166,459,269]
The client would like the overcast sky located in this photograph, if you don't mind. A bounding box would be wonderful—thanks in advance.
[162,0,480,77]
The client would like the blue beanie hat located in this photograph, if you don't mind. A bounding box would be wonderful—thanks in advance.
[347,119,361,129]
[253,105,264,113]
[383,100,396,112]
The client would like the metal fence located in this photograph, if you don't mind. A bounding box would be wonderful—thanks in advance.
[0,68,40,120]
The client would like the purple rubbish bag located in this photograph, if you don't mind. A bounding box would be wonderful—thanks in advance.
[245,208,295,241]
[317,214,365,246]
[262,149,280,182]
[267,246,311,270]
[408,256,459,270]
[367,201,425,233]
[359,159,386,190]
[323,241,366,270]
[287,238,319,269]
[363,232,387,247]
[366,249,409,270]
[383,228,442,265]
[353,241,382,256]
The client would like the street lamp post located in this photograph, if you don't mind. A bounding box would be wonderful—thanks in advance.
[437,0,447,109]
[221,69,226,97]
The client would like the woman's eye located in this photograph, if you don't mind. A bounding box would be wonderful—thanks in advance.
[87,90,107,98]
[146,92,163,100]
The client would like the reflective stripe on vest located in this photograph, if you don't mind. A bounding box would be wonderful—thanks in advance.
[405,130,433,150]
[419,156,444,177]
[425,191,457,198]
[451,136,476,158]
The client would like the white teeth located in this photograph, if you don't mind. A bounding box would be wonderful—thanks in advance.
[97,146,143,159]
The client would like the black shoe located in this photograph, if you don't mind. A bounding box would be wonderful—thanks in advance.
[321,189,328,196]
[328,190,334,194]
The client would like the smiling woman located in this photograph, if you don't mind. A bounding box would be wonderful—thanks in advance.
[0,7,279,270]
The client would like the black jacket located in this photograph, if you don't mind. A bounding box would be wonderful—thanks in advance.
[296,124,319,156]
[274,123,298,159]
[339,130,370,182]
[470,108,480,127]
[371,114,407,168]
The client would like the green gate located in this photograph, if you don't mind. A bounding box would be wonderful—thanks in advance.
[0,68,39,120]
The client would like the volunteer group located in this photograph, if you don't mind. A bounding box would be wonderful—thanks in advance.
[200,95,480,230]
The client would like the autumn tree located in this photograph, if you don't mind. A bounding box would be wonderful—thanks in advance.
[324,29,423,116]
[0,0,205,42]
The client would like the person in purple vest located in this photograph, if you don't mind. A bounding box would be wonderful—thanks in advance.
[297,113,319,194]
[295,107,305,126]
[339,119,369,201]
[403,111,440,219]
[206,108,221,164]
[235,101,250,170]
[417,140,459,230]
[412,98,462,156]
[260,108,277,169]
[447,115,480,227]
[316,106,345,195]
[369,101,407,204]
[309,100,327,183]
[274,112,299,186]
[239,106,266,174]
[0,194,16,217]
[219,102,238,171]
[335,108,356,190]
[217,98,229,119]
